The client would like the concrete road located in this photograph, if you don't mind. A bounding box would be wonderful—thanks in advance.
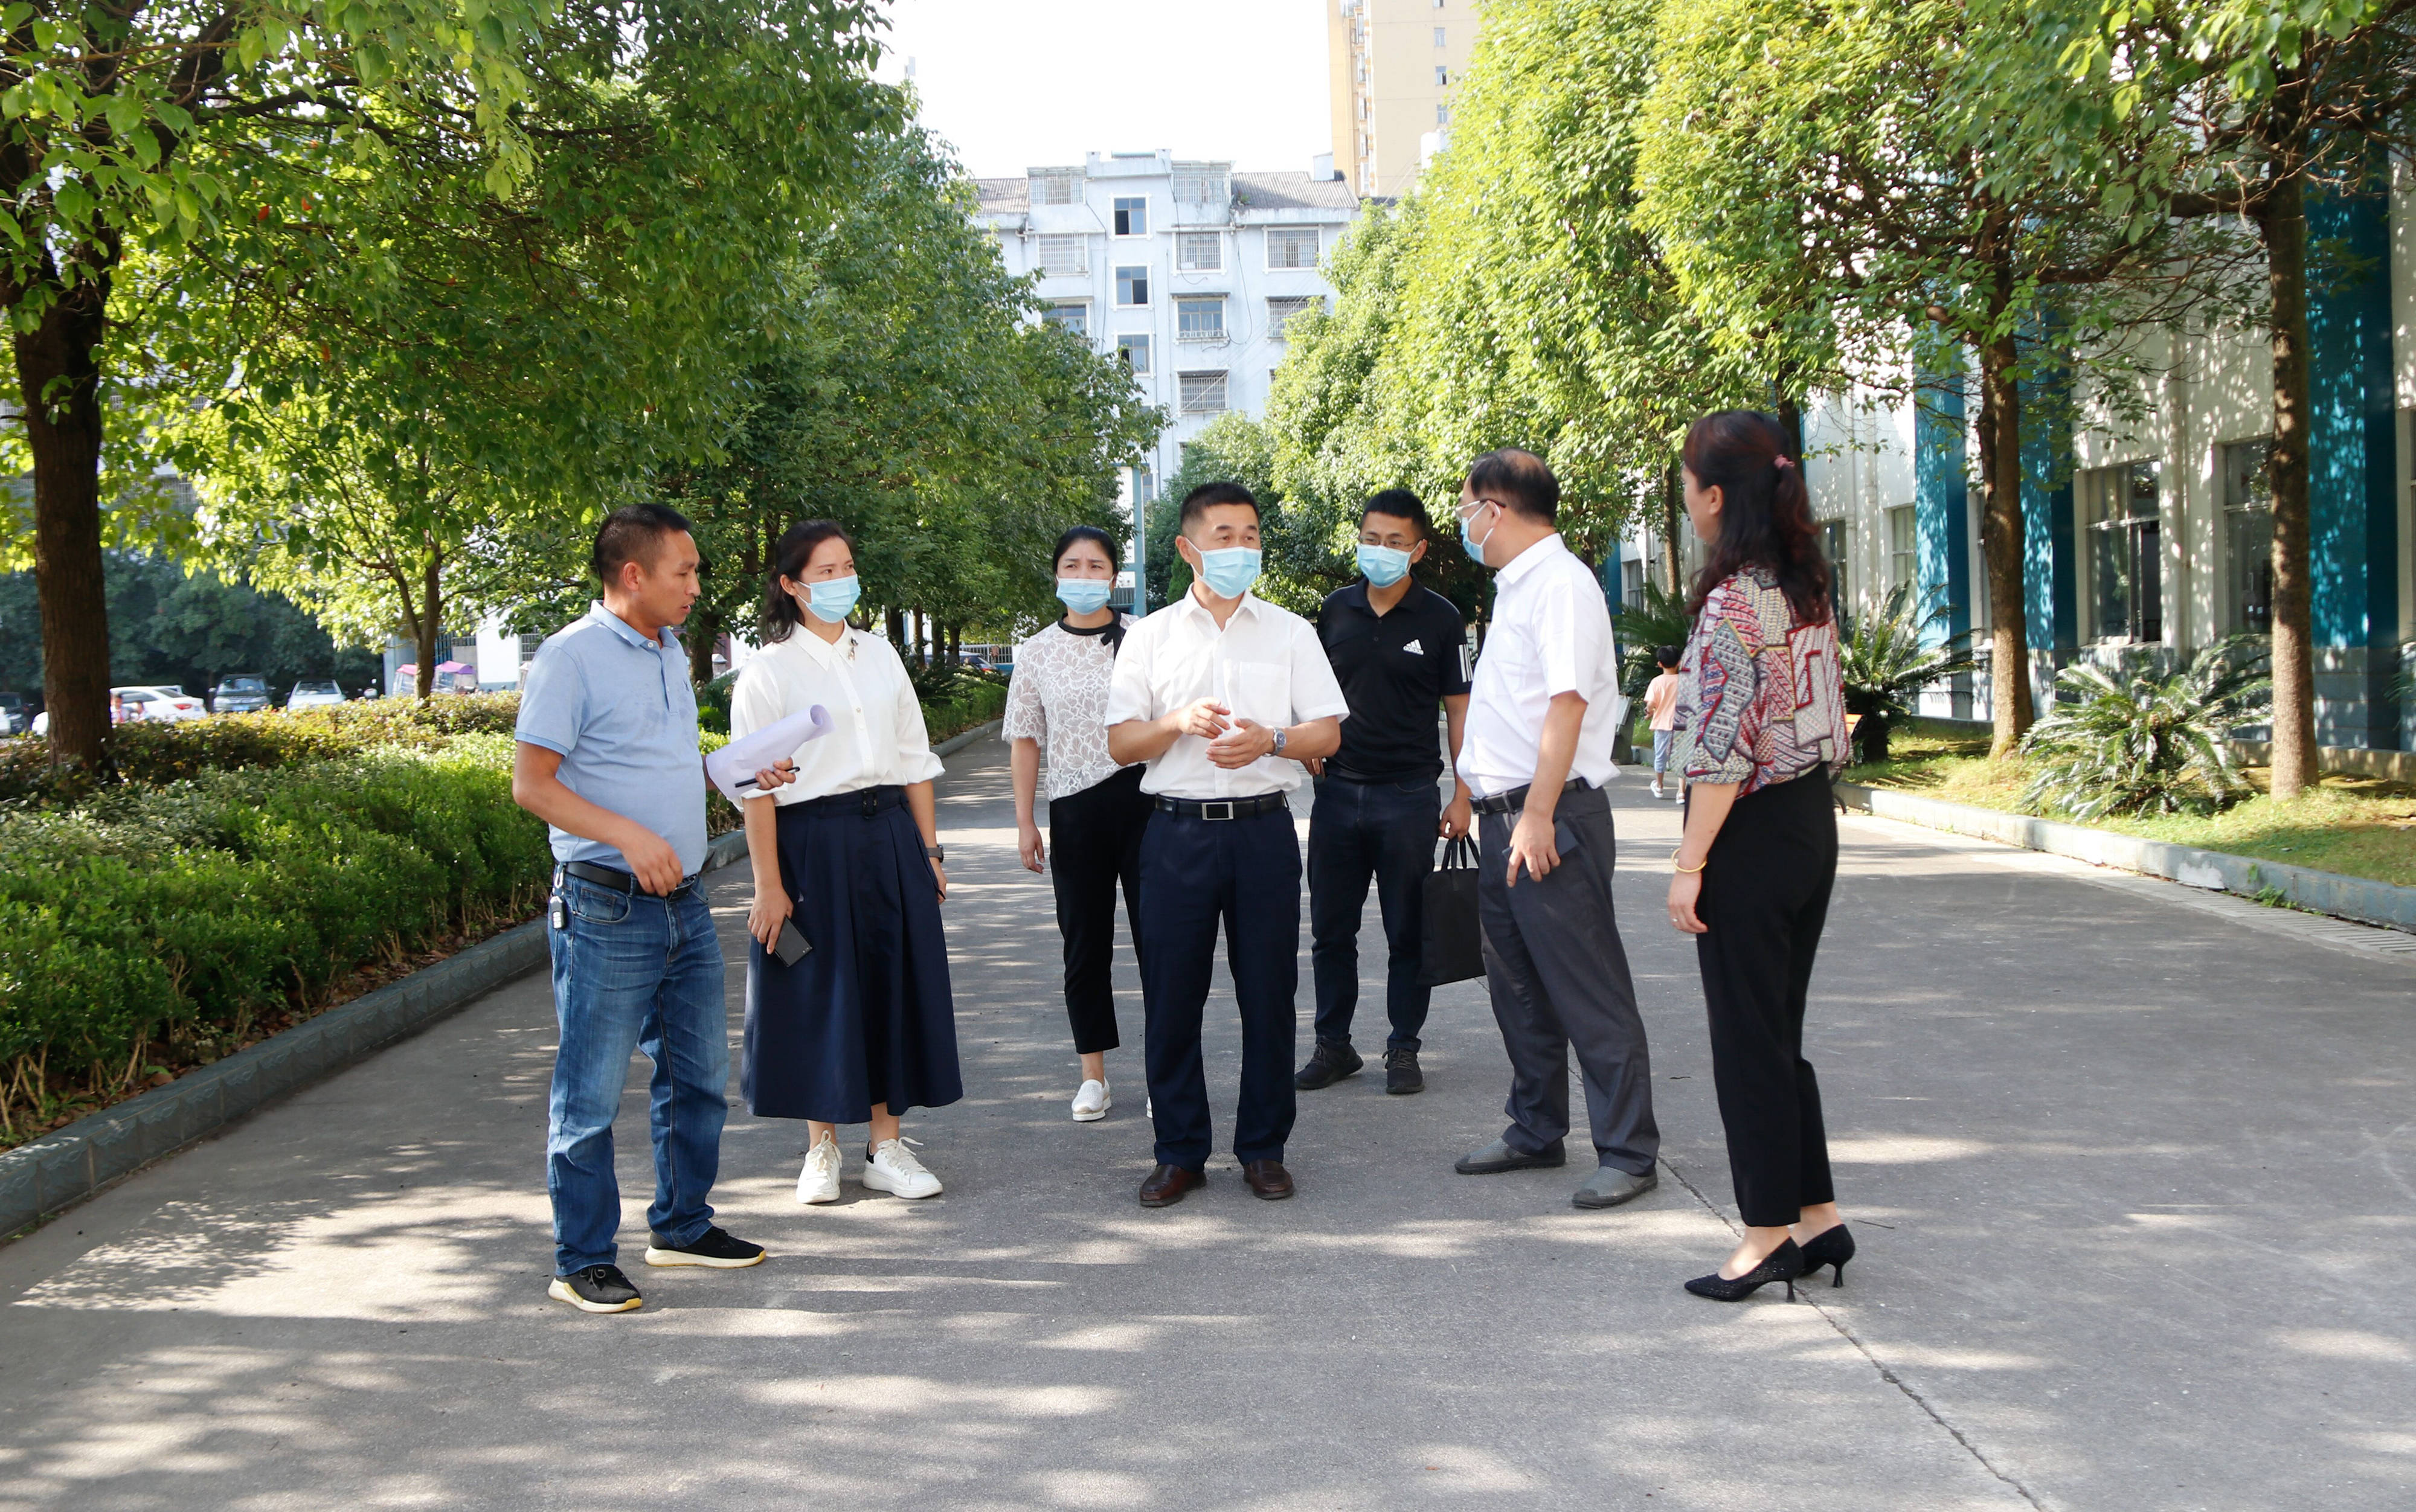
[1,737,2410,1511]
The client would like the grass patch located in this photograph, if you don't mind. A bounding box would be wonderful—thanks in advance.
[1845,720,2416,888]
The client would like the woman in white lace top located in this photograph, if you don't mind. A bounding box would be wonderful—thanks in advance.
[1006,526,1149,1123]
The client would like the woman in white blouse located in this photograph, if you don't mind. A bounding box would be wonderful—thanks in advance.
[734,520,959,1205]
[1007,525,1149,1123]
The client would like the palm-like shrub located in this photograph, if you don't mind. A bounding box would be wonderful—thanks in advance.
[1838,583,1978,763]
[1611,581,1694,700]
[2019,639,2270,819]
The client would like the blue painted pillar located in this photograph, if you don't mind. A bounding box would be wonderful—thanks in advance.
[2019,349,2077,653]
[1913,365,1971,645]
[2304,175,2400,747]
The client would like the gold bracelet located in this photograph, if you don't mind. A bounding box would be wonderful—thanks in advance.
[1670,851,1707,874]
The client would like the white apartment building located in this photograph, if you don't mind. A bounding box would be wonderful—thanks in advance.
[974,150,1358,551]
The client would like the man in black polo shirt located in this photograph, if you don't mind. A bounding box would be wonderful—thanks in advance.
[1297,490,1474,1095]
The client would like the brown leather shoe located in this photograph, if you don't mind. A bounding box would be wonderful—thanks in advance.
[1242,1159,1294,1200]
[1139,1164,1206,1207]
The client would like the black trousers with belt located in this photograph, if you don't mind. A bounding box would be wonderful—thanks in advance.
[1137,804,1301,1170]
[1694,766,1840,1228]
[1047,764,1151,1054]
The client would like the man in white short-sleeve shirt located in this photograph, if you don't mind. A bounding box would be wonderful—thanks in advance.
[1107,483,1348,1208]
[1449,449,1659,1213]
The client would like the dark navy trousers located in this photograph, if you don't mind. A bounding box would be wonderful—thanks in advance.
[1137,805,1302,1170]
[1307,774,1440,1052]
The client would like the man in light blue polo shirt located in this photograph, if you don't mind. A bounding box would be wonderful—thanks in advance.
[513,502,792,1313]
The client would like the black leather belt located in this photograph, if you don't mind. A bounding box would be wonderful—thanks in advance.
[1470,777,1589,818]
[1154,793,1290,821]
[792,783,905,817]
[559,859,701,900]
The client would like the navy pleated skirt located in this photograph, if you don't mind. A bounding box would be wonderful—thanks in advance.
[742,785,962,1123]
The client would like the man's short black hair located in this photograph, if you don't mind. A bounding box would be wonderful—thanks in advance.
[1361,488,1427,539]
[1464,448,1559,524]
[1178,481,1260,533]
[591,502,695,585]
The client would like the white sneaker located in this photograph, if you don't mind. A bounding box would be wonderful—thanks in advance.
[795,1131,841,1205]
[1071,1079,1112,1122]
[863,1138,943,1199]
[1649,782,1665,799]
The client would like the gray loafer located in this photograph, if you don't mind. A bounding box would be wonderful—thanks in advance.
[1572,1165,1658,1209]
[1454,1136,1566,1174]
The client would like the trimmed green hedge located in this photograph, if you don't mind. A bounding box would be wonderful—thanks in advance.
[0,734,547,1142]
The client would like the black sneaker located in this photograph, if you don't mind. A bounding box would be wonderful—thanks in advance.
[1294,1041,1364,1090]
[548,1263,643,1313]
[643,1226,767,1269]
[1384,1046,1424,1095]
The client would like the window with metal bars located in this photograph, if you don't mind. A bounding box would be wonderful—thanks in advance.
[1035,234,1085,277]
[1266,296,1319,337]
[2083,461,2162,642]
[1178,371,1228,415]
[1028,168,1083,206]
[1177,232,1222,271]
[1265,228,1319,270]
[1172,162,1230,203]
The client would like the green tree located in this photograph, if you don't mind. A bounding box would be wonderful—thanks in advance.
[2064,1,2416,796]
[2,0,890,758]
[1639,0,2220,758]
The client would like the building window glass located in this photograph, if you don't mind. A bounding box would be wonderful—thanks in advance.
[2084,461,2162,642]
[1117,333,1151,374]
[1029,168,1083,206]
[1176,296,1225,341]
[1035,234,1086,277]
[1113,196,1148,236]
[1436,102,1451,126]
[1434,66,1449,86]
[1116,266,1149,307]
[1819,519,1849,620]
[2221,439,2272,635]
[1176,232,1222,271]
[1132,464,1155,503]
[1043,301,1088,336]
[1433,25,1447,45]
[1265,227,1320,270]
[1266,295,1319,338]
[1178,371,1229,415]
[1886,504,1916,593]
[1621,559,1644,607]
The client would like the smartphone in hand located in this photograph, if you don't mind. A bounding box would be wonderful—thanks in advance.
[772,918,812,967]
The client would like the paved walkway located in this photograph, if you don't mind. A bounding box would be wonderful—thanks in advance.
[2,737,2411,1511]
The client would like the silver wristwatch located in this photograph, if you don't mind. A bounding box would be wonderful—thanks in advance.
[1271,727,1288,757]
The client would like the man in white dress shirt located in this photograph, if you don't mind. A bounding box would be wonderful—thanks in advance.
[1449,449,1660,1210]
[1106,482,1350,1207]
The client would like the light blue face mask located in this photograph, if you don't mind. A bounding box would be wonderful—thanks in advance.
[1056,577,1113,615]
[1357,543,1413,588]
[1194,546,1262,599]
[805,575,861,623]
[1460,504,1496,566]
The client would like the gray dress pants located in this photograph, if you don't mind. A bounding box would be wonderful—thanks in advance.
[1476,783,1660,1176]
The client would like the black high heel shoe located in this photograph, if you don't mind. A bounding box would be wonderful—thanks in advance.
[1683,1238,1804,1302]
[1796,1223,1855,1287]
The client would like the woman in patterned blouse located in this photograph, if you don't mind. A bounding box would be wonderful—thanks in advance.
[1006,526,1151,1123]
[1666,410,1856,1303]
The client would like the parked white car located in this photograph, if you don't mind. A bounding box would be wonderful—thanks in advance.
[286,679,347,709]
[31,685,207,735]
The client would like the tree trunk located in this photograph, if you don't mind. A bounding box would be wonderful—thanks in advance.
[414,554,442,700]
[1976,326,2034,758]
[885,605,905,652]
[1660,461,1685,596]
[18,287,112,770]
[2259,171,2319,799]
[1775,394,1805,463]
[687,606,721,687]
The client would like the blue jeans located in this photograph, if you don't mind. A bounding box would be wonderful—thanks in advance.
[1308,774,1440,1052]
[546,873,729,1275]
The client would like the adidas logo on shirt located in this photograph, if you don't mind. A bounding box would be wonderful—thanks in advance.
[1401,639,1423,655]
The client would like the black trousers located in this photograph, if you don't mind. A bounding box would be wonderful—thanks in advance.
[1307,773,1440,1052]
[1137,805,1301,1170]
[1695,767,1839,1227]
[1047,765,1151,1054]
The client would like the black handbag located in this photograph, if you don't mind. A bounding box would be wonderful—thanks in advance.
[1418,836,1486,987]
